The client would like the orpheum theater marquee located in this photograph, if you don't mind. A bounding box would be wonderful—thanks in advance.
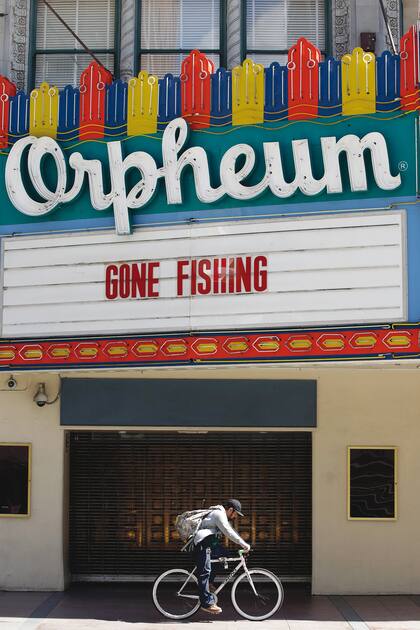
[0,36,420,368]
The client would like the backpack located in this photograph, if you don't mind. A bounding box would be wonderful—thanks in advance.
[175,505,222,551]
[175,509,211,543]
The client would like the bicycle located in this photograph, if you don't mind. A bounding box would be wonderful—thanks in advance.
[152,549,284,621]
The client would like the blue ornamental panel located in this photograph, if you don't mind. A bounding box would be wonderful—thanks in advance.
[264,62,288,121]
[376,51,400,111]
[57,85,80,142]
[106,79,128,138]
[158,74,181,130]
[319,57,341,116]
[210,68,232,126]
[8,91,29,144]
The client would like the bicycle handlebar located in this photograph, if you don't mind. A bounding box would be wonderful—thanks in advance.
[213,549,251,565]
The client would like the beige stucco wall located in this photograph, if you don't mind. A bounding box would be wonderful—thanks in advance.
[312,368,420,594]
[1,365,420,593]
[0,373,65,590]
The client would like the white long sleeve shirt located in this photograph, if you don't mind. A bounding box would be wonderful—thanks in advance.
[194,505,249,549]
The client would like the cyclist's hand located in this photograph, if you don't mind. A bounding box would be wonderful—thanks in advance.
[243,544,251,554]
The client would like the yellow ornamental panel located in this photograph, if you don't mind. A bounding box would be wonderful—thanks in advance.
[29,82,59,138]
[127,71,158,136]
[232,59,264,126]
[341,48,376,115]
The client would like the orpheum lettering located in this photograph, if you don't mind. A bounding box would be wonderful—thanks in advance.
[105,255,268,300]
[5,118,401,236]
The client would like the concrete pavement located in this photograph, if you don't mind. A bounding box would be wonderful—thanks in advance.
[1,584,420,630]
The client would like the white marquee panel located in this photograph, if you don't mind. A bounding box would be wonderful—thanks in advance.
[0,211,406,337]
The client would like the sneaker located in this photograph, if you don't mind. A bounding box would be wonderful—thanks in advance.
[201,604,222,615]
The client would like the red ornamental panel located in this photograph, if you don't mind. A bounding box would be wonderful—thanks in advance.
[79,61,113,140]
[0,75,16,148]
[287,38,320,120]
[400,25,419,111]
[181,50,213,129]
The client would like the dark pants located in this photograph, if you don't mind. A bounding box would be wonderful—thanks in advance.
[194,536,228,608]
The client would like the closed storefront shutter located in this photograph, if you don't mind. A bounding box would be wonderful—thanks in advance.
[69,431,312,580]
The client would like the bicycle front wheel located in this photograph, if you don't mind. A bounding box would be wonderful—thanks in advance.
[231,568,284,621]
[153,568,200,620]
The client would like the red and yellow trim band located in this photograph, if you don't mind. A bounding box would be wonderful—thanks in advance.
[0,325,419,369]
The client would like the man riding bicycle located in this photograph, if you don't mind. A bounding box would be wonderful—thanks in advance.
[193,498,251,615]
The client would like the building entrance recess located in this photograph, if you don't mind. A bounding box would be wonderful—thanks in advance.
[69,431,312,580]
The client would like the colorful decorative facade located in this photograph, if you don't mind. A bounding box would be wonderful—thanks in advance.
[1,1,420,600]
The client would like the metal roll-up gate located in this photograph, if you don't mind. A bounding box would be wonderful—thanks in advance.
[69,431,312,580]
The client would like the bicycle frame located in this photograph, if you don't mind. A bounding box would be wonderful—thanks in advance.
[177,553,258,600]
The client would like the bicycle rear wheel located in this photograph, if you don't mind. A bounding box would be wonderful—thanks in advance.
[153,568,200,620]
[231,568,284,621]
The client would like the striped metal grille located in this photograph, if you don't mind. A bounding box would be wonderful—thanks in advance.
[69,431,312,580]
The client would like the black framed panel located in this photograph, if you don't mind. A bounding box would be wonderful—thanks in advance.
[348,447,397,520]
[0,444,31,517]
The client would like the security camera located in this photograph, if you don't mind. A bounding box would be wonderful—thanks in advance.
[34,383,48,407]
[7,376,17,389]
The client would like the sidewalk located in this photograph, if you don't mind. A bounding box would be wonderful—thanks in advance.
[1,584,420,630]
